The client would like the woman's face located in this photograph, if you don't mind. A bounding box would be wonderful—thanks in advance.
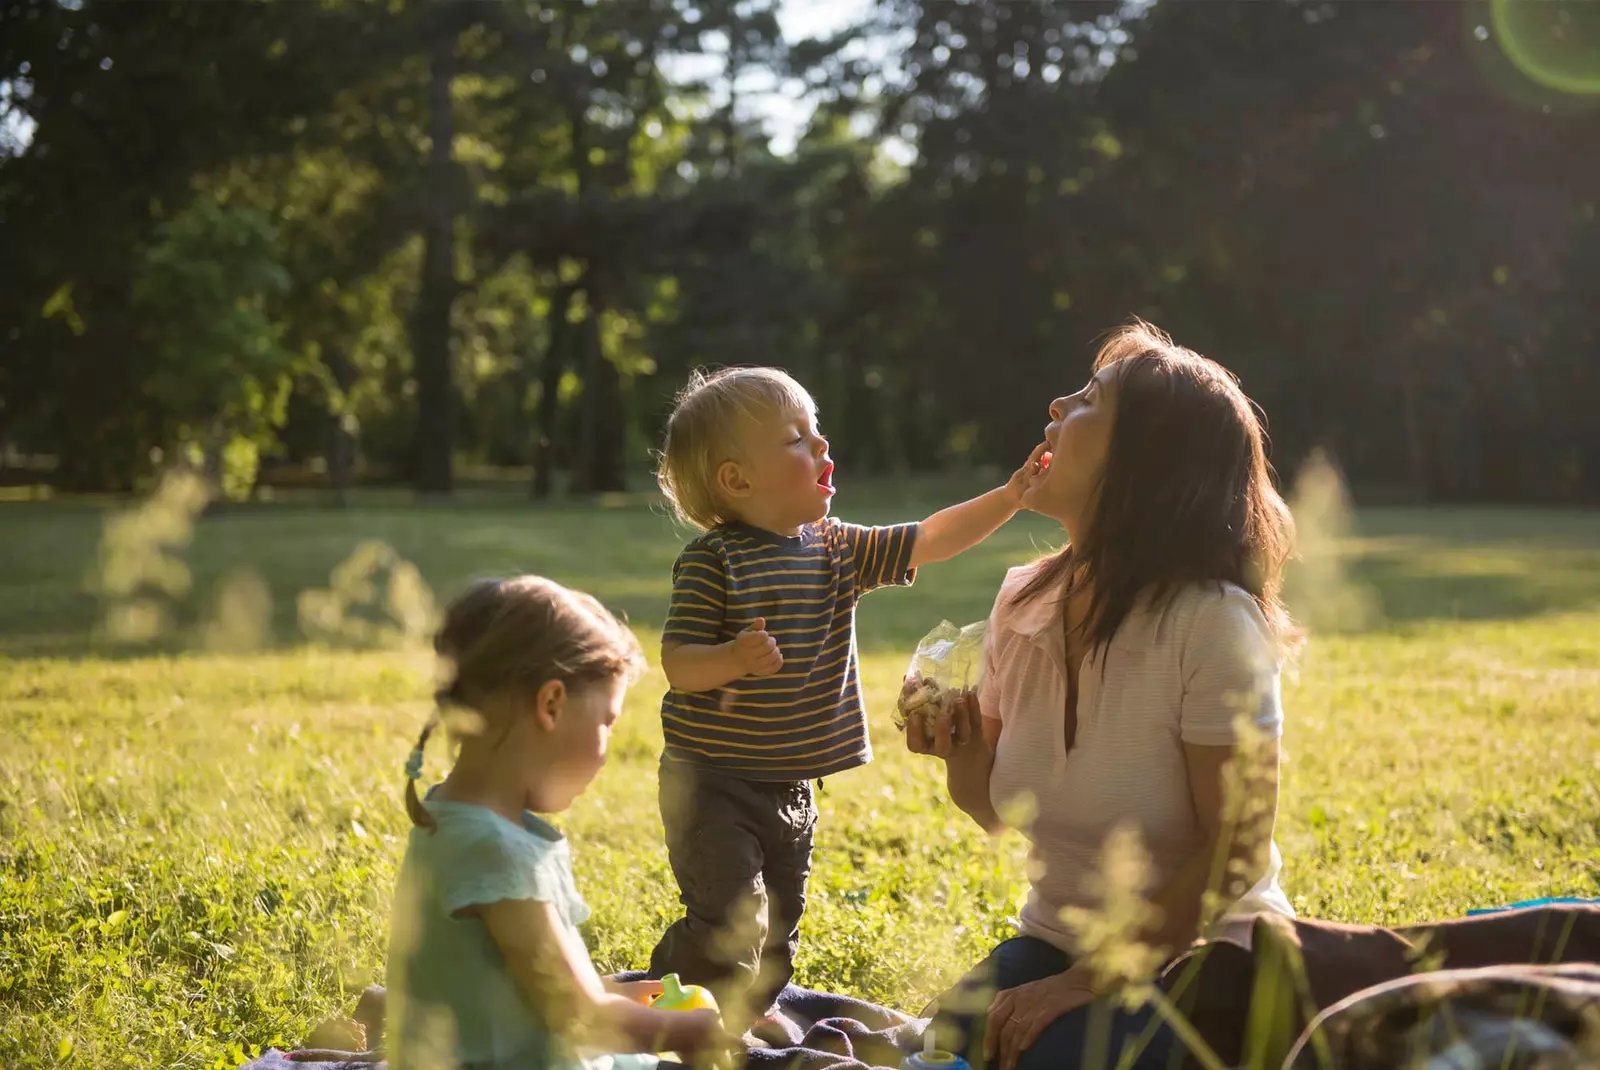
[1023,362,1120,532]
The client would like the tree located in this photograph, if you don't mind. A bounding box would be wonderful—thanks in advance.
[130,200,294,500]
[411,1,468,496]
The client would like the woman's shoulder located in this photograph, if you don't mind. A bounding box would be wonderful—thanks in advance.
[1163,581,1280,667]
[988,559,1057,630]
[1168,579,1264,615]
[998,559,1050,597]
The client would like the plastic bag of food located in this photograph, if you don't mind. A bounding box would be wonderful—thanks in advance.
[893,618,987,730]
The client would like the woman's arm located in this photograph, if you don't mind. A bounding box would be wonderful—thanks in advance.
[1135,738,1280,958]
[1131,592,1285,958]
[480,898,723,1058]
[906,690,1005,834]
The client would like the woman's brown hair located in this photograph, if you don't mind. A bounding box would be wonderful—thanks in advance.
[1016,321,1297,653]
[404,575,646,829]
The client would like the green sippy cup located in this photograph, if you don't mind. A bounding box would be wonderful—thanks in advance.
[651,973,719,1013]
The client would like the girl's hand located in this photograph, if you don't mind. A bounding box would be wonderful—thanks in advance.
[904,688,990,765]
[667,1008,740,1069]
[602,977,663,1004]
[985,967,1098,1070]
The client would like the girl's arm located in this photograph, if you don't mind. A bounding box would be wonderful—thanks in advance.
[480,898,724,1058]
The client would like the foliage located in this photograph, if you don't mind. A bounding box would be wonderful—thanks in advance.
[130,201,295,498]
[2,0,1598,499]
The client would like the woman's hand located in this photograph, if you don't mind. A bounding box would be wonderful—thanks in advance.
[904,687,989,765]
[905,688,1004,832]
[601,976,663,1004]
[985,966,1098,1070]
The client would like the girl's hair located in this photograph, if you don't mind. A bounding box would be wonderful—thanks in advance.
[405,575,646,829]
[1016,320,1298,654]
[656,366,816,530]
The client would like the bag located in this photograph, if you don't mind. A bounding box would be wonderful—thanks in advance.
[893,618,987,730]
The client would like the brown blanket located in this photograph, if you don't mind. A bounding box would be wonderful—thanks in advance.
[1157,904,1600,1069]
[1285,963,1600,1069]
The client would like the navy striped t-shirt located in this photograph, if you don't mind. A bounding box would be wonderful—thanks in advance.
[660,517,919,781]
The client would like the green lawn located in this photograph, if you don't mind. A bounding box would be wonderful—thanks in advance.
[3,486,1599,1068]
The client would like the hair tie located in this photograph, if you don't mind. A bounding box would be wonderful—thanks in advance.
[405,747,424,781]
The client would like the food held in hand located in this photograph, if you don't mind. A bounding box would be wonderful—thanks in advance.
[898,618,986,733]
[893,673,957,730]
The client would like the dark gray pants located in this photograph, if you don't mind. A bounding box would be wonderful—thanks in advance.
[648,758,818,1017]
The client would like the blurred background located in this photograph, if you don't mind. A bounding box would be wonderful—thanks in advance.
[2,0,1598,506]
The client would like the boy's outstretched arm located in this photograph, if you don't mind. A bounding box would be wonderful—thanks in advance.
[910,443,1048,567]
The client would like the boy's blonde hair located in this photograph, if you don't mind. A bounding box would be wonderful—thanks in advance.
[656,366,816,530]
[404,575,646,830]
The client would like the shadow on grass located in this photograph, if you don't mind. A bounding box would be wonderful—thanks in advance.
[3,496,1598,660]
[1347,549,1600,624]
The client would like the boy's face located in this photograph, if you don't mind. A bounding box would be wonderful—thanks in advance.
[722,405,834,533]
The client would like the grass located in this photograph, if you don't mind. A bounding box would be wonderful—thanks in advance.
[2,482,1599,1068]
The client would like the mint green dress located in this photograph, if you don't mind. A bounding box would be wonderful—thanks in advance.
[386,799,660,1070]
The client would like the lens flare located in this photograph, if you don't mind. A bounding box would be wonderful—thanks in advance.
[1490,0,1600,96]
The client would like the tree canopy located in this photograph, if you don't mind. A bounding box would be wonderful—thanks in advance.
[3,0,1597,502]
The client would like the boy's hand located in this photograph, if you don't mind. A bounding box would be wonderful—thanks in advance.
[1004,441,1052,505]
[732,618,783,676]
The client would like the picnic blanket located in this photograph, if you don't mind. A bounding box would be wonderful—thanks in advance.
[1283,963,1600,1069]
[1160,901,1600,1069]
[242,901,1600,1070]
[240,977,929,1070]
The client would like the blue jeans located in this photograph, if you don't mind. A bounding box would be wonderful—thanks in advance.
[930,937,1184,1070]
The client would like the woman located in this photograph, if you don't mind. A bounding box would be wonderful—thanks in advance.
[907,322,1299,1070]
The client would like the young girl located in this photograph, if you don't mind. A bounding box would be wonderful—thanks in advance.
[386,575,730,1070]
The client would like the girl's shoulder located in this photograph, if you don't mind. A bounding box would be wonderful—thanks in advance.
[413,803,569,871]
[405,804,587,920]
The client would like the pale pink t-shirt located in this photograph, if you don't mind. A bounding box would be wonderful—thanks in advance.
[978,562,1294,954]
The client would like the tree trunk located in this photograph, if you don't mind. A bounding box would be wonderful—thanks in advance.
[570,272,627,494]
[561,84,626,496]
[412,23,458,497]
[197,416,227,514]
[530,282,577,500]
[1399,352,1428,503]
[325,347,358,508]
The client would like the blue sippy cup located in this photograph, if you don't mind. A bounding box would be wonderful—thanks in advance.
[901,1027,971,1070]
